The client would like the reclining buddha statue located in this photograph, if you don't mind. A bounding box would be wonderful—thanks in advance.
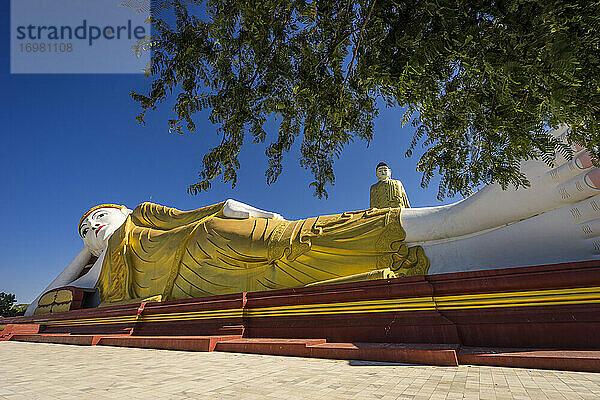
[26,125,600,315]
[26,199,428,315]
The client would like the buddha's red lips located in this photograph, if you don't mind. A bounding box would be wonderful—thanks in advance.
[95,225,106,236]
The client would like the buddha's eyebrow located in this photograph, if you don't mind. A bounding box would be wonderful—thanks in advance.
[91,210,103,218]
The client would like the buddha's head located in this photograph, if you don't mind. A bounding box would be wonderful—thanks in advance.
[376,162,392,181]
[78,204,131,256]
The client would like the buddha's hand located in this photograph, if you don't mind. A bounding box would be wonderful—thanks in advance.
[403,125,600,242]
[223,199,285,220]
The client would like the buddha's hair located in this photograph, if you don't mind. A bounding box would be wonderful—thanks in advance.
[79,204,127,229]
[376,162,389,170]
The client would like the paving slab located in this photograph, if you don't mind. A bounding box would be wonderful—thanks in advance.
[1,342,600,399]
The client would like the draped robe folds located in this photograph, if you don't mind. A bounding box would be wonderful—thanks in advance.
[96,202,430,304]
[370,179,410,209]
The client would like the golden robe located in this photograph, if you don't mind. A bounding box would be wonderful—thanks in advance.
[96,202,429,304]
[370,179,410,209]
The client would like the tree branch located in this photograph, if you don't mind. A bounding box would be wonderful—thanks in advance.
[344,0,376,84]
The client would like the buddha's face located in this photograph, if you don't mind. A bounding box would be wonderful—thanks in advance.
[79,207,129,256]
[376,165,392,181]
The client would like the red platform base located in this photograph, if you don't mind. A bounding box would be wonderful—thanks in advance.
[97,335,243,351]
[0,324,39,341]
[215,339,460,366]
[458,347,600,373]
[2,260,600,371]
[5,332,600,371]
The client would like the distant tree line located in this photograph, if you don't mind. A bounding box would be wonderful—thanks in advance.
[0,292,27,317]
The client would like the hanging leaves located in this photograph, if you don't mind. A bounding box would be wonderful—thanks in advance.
[132,0,600,199]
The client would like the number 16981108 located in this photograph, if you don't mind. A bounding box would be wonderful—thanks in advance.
[19,42,73,53]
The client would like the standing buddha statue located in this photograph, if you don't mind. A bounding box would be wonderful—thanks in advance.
[370,162,410,209]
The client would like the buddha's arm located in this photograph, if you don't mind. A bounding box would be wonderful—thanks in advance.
[131,202,228,229]
[402,125,600,242]
[132,200,283,231]
[25,247,92,315]
[68,249,106,289]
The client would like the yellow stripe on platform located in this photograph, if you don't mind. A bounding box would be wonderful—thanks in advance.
[37,286,600,327]
[42,309,243,326]
[246,297,436,318]
[435,286,600,310]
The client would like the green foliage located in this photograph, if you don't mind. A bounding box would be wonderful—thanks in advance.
[0,292,26,318]
[132,0,600,199]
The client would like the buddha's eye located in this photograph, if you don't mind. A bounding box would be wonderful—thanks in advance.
[97,213,106,219]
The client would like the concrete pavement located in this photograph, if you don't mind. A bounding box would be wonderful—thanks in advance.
[1,341,599,399]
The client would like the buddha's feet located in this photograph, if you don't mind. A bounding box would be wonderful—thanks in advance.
[402,125,600,272]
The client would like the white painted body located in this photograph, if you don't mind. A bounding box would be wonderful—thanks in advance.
[419,195,600,274]
[25,248,95,316]
[403,125,600,273]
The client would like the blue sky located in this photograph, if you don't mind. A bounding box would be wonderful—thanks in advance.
[0,1,459,304]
